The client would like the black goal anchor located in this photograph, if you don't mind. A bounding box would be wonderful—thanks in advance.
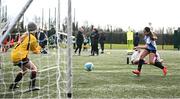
[127,52,133,64]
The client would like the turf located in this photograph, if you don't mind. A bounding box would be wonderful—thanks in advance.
[0,47,180,98]
[73,49,180,98]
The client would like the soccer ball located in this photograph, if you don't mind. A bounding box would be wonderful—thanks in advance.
[84,62,94,71]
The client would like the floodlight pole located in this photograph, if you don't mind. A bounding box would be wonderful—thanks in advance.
[162,27,164,50]
[67,0,72,98]
[0,0,34,45]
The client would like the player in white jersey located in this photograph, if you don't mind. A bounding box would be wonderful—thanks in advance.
[131,50,163,65]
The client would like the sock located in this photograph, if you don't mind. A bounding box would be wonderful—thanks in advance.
[14,72,23,84]
[154,61,164,69]
[138,59,144,72]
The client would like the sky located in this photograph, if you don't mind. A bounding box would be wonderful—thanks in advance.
[1,0,180,31]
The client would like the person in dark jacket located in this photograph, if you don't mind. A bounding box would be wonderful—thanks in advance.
[90,28,99,56]
[134,32,140,47]
[38,30,48,54]
[74,28,84,55]
[99,31,106,54]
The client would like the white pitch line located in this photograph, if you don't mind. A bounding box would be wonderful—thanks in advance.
[92,70,122,73]
[38,66,59,73]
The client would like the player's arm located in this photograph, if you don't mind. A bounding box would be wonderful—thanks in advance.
[32,46,41,54]
[30,37,41,54]
[31,45,41,54]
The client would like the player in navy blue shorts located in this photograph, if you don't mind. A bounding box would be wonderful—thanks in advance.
[132,27,167,76]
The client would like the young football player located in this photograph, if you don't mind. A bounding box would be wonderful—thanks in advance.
[9,22,41,91]
[132,27,167,76]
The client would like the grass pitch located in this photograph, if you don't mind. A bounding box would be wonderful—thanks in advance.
[0,47,180,98]
[73,49,180,98]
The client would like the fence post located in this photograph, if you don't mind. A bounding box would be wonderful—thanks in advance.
[110,25,112,49]
[162,27,164,50]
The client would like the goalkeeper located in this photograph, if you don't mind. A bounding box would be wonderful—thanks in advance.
[9,22,41,91]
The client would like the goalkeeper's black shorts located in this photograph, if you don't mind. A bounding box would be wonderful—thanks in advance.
[13,58,29,68]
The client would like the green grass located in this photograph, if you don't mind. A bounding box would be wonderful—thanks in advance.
[73,50,180,98]
[0,49,67,98]
[0,47,180,98]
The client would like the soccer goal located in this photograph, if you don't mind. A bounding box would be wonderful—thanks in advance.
[0,0,72,98]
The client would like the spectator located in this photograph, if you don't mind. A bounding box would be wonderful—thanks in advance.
[134,32,140,47]
[74,27,84,56]
[99,31,106,54]
[38,30,48,54]
[90,28,99,56]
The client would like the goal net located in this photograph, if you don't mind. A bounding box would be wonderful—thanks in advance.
[0,0,72,98]
[0,46,68,98]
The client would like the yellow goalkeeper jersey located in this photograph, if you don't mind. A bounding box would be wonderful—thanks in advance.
[11,33,41,63]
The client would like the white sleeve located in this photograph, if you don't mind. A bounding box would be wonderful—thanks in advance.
[146,37,151,44]
[131,51,139,61]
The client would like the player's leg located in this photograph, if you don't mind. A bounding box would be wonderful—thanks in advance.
[149,52,167,76]
[74,43,78,54]
[101,42,104,53]
[132,49,149,75]
[149,52,157,64]
[91,44,95,56]
[9,65,28,90]
[138,49,149,71]
[95,43,99,55]
[24,61,39,90]
[78,44,82,55]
